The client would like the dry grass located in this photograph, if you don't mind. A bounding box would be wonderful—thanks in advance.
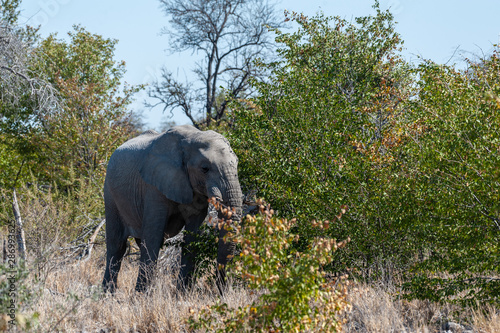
[471,305,500,333]
[24,247,255,332]
[1,185,498,332]
[344,283,500,333]
[7,249,495,332]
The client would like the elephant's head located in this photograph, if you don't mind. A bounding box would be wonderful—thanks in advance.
[139,125,242,212]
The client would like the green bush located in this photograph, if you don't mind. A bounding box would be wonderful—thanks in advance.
[399,52,500,306]
[226,3,499,306]
[227,4,415,280]
[188,200,350,332]
[1,25,141,190]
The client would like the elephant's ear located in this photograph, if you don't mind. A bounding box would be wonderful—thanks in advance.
[139,132,193,204]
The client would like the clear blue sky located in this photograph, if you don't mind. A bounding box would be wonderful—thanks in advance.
[19,0,500,130]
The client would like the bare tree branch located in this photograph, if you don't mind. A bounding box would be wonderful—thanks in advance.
[145,67,200,127]
[12,188,26,261]
[148,0,283,127]
[0,20,59,121]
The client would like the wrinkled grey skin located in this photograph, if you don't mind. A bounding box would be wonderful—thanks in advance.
[102,125,242,293]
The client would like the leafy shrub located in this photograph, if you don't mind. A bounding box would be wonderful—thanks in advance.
[399,52,500,306]
[0,25,141,190]
[227,4,416,283]
[227,3,499,306]
[188,200,351,332]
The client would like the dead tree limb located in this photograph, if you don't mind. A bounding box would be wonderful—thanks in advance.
[81,219,105,262]
[12,189,26,261]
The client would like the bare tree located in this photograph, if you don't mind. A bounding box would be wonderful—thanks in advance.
[0,20,58,121]
[148,0,282,127]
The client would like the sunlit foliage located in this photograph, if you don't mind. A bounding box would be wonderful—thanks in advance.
[188,200,350,332]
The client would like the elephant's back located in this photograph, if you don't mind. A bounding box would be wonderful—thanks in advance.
[118,130,160,152]
[105,130,160,193]
[108,131,159,167]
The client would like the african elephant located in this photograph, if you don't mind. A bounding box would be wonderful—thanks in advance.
[102,125,242,293]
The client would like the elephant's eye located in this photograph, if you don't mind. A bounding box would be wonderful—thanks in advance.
[201,166,210,174]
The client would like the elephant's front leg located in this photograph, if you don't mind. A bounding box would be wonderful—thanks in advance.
[136,234,165,292]
[216,224,236,295]
[178,210,207,290]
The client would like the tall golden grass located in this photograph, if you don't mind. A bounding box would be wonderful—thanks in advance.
[27,249,255,332]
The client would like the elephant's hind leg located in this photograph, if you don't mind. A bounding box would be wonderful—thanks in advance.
[102,204,128,293]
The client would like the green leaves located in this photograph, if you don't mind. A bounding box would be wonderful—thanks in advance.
[188,202,350,332]
[400,52,500,306]
[228,4,412,274]
[226,3,499,306]
[10,26,143,187]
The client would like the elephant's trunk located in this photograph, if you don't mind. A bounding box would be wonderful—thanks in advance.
[222,187,243,217]
[217,184,242,241]
[209,172,243,220]
[215,183,242,294]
